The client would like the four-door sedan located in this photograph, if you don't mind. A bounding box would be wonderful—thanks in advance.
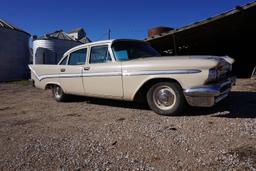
[29,39,236,115]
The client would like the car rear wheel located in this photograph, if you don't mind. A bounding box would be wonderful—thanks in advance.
[147,82,186,116]
[52,85,68,102]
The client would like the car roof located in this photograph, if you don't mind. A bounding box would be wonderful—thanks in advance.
[63,39,145,56]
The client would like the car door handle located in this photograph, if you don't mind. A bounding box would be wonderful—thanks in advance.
[84,66,90,71]
[60,68,66,72]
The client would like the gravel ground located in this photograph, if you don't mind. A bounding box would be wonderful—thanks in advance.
[0,79,255,170]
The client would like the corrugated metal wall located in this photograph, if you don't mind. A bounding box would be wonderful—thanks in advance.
[33,39,82,64]
[0,28,30,81]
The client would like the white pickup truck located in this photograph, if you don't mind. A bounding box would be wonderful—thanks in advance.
[29,39,236,115]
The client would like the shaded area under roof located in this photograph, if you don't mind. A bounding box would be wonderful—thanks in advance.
[146,1,256,77]
[0,19,30,35]
[146,1,256,41]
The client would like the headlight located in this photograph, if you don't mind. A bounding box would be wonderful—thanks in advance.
[208,68,217,82]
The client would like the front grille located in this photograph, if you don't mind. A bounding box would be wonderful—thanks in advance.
[218,61,232,78]
[218,71,233,81]
[206,71,234,85]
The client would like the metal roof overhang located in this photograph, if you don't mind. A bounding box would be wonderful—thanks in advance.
[0,19,31,36]
[146,1,256,58]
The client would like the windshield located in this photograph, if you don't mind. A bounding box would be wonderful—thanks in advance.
[112,41,160,61]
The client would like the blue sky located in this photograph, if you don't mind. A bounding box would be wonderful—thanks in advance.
[1,0,253,40]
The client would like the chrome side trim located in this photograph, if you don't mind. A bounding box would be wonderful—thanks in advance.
[82,71,122,77]
[29,66,83,81]
[29,68,201,81]
[41,73,82,80]
[29,70,122,81]
[38,72,122,81]
[122,69,201,76]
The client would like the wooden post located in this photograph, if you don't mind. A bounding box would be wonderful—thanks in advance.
[172,34,177,55]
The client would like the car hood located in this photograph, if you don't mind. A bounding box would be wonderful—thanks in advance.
[129,55,234,63]
[122,55,234,70]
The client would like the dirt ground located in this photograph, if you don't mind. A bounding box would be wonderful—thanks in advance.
[0,79,255,170]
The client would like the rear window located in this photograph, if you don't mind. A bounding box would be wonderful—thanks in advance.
[90,46,111,64]
[112,41,160,61]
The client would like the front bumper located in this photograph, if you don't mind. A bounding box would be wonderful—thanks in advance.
[183,76,236,107]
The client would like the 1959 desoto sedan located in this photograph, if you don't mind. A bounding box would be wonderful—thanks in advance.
[29,39,236,115]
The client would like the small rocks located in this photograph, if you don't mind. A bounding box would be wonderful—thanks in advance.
[116,118,126,122]
[65,113,81,117]
[168,127,177,131]
[208,121,214,124]
[0,79,255,170]
[0,106,11,111]
[111,141,117,146]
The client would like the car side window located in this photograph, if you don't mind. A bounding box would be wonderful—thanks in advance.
[68,49,87,65]
[59,56,68,65]
[90,46,111,64]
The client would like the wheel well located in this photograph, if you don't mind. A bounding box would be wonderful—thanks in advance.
[45,83,58,90]
[133,78,181,102]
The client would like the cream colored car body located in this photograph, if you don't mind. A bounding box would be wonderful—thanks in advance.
[29,39,235,107]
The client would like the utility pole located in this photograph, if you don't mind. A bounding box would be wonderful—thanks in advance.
[108,29,111,40]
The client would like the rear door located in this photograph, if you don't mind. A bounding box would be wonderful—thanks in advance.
[59,48,87,95]
[82,45,123,99]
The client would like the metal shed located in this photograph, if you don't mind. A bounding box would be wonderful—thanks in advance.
[0,19,31,82]
[33,30,83,64]
[146,1,256,77]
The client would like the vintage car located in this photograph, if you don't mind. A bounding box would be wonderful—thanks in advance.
[29,39,236,115]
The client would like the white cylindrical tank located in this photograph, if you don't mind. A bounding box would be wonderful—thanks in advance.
[33,35,82,64]
[0,19,30,82]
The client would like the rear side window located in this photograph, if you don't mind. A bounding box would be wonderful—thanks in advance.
[59,56,67,65]
[68,49,87,65]
[90,46,111,64]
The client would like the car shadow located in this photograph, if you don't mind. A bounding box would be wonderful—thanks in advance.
[67,91,256,118]
[67,95,150,110]
[185,91,256,118]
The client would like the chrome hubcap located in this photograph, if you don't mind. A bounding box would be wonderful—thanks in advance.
[153,86,176,110]
[54,86,62,98]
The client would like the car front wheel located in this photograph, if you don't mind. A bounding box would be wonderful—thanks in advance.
[147,82,186,116]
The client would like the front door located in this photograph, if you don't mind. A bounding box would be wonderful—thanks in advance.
[82,45,123,99]
[59,48,87,95]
